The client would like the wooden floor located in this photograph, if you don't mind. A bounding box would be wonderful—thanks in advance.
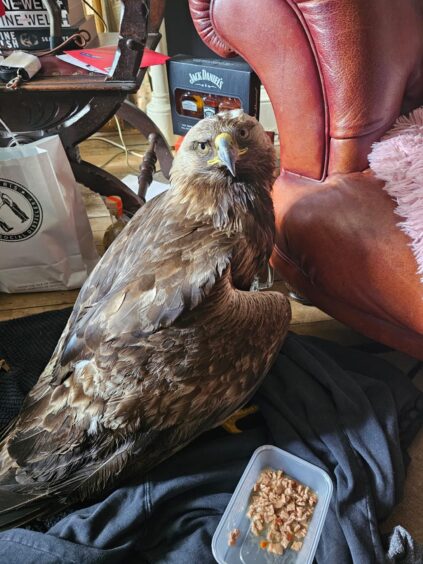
[0,130,422,542]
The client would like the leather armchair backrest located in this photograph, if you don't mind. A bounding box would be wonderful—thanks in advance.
[190,0,423,180]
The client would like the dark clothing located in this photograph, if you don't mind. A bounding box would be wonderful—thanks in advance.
[0,309,421,564]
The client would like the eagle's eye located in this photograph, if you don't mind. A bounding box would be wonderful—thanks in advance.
[238,127,250,140]
[195,141,211,155]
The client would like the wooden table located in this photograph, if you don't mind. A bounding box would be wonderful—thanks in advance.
[0,0,173,215]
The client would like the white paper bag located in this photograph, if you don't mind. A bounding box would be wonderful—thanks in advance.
[0,135,99,293]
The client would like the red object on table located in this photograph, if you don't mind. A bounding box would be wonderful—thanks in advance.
[61,46,170,75]
[174,135,185,152]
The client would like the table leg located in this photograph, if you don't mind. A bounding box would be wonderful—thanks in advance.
[117,99,174,179]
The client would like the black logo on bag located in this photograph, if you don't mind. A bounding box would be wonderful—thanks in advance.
[0,179,42,242]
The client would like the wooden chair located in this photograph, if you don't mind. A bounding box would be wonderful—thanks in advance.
[0,0,173,216]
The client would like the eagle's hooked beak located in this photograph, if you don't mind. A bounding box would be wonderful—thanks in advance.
[208,132,248,177]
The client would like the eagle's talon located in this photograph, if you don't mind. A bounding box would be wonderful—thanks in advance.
[222,405,259,434]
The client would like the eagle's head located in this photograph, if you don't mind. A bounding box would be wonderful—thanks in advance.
[170,110,276,230]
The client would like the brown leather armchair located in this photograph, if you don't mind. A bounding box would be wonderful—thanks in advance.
[189,0,423,359]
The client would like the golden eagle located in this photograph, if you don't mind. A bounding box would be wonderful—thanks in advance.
[0,110,290,529]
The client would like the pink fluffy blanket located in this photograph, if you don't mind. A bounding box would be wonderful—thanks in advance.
[368,107,423,283]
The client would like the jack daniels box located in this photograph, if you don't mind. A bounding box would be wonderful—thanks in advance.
[167,55,261,135]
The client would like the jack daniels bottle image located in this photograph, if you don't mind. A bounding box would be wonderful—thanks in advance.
[175,88,242,119]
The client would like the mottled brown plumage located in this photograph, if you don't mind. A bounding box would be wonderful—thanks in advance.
[0,110,290,529]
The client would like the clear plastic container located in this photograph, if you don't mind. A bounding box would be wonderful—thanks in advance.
[212,445,333,564]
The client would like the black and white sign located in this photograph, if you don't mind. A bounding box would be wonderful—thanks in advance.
[0,179,42,242]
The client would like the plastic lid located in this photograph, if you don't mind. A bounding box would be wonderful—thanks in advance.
[212,445,333,564]
[105,195,123,218]
[174,135,185,152]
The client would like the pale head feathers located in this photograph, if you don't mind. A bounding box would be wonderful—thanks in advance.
[169,111,276,231]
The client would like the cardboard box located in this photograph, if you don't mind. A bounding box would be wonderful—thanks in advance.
[167,55,261,135]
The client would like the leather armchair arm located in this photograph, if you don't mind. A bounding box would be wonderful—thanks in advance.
[189,0,237,58]
[189,0,423,180]
[189,0,330,180]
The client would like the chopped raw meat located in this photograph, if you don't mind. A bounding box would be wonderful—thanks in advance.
[228,528,240,546]
[246,468,317,556]
[268,542,284,554]
[292,540,303,551]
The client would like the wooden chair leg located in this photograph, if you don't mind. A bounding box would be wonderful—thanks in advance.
[138,133,159,199]
[117,99,174,179]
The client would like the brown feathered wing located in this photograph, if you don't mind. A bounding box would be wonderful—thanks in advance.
[0,190,290,529]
